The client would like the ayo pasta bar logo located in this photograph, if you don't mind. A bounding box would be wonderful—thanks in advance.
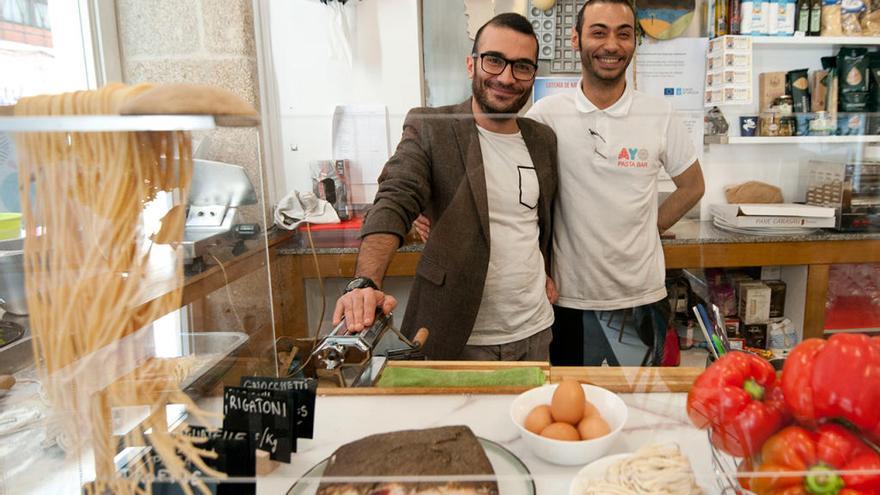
[617,147,649,168]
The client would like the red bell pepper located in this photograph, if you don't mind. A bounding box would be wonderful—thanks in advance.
[687,351,789,457]
[782,334,880,440]
[747,424,880,495]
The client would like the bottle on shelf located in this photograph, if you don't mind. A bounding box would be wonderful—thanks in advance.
[796,0,811,34]
[730,0,742,33]
[717,0,730,35]
[809,0,822,35]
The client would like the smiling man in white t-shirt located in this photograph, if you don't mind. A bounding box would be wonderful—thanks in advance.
[526,0,705,365]
[332,14,559,361]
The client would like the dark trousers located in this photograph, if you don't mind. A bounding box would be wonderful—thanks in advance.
[550,306,620,366]
[633,300,670,366]
[550,301,669,366]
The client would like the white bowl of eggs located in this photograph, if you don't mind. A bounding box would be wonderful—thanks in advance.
[509,379,628,466]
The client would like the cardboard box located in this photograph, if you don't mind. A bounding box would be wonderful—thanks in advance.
[724,317,742,338]
[761,266,781,280]
[731,274,756,308]
[710,203,837,228]
[724,87,752,104]
[743,323,768,349]
[759,72,787,112]
[811,70,828,113]
[764,280,787,318]
[738,281,772,324]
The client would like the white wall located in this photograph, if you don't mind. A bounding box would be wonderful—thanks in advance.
[267,0,422,203]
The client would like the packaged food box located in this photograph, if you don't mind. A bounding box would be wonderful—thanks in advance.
[743,323,769,349]
[738,281,772,324]
[763,280,787,318]
[759,71,787,112]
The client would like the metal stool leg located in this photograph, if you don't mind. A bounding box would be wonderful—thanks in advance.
[608,308,632,342]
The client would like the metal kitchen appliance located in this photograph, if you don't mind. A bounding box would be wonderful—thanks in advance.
[804,160,880,231]
[0,237,26,315]
[299,312,428,387]
[183,159,258,268]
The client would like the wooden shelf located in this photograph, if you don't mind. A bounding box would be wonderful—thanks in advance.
[704,135,880,145]
[750,35,880,46]
[825,327,880,334]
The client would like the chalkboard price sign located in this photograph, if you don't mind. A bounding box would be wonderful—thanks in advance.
[222,386,297,462]
[240,376,317,438]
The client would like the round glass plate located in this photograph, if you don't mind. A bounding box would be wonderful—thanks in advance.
[287,437,536,495]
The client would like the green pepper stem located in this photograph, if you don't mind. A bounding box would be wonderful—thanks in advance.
[743,378,765,401]
[805,464,845,495]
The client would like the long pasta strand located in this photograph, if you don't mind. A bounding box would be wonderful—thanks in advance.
[14,85,221,495]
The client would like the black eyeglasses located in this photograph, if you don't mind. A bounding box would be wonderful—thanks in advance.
[473,52,538,81]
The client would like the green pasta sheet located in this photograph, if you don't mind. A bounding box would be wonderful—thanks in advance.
[375,366,546,388]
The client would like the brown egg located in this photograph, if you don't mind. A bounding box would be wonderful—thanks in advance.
[583,400,599,419]
[551,379,586,424]
[523,405,554,435]
[540,422,581,441]
[577,413,611,440]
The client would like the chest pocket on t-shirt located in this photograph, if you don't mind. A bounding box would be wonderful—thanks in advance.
[518,166,539,209]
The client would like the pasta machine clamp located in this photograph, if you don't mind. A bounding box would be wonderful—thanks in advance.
[307,311,429,387]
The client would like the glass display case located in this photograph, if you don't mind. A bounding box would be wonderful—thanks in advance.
[1,1,879,494]
[0,112,278,493]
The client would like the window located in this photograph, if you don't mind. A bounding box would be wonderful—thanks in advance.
[0,0,100,105]
[1,0,50,28]
[1,0,50,48]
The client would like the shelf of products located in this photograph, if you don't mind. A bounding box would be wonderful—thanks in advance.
[749,35,880,46]
[704,134,880,144]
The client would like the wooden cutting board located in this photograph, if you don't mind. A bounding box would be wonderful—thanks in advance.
[550,366,702,393]
[317,362,700,396]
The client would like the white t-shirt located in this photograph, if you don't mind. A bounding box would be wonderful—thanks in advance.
[527,82,697,311]
[467,126,554,345]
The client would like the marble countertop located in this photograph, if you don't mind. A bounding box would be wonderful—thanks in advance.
[6,385,735,494]
[261,392,727,495]
[277,220,880,255]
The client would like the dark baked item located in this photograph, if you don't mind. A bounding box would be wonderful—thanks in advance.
[316,425,498,495]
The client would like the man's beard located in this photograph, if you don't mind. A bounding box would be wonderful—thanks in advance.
[579,38,630,83]
[472,76,531,116]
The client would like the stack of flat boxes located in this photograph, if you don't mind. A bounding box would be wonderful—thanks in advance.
[733,267,787,350]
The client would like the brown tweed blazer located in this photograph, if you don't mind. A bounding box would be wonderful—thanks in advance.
[360,98,558,359]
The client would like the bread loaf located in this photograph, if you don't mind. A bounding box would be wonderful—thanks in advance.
[317,425,499,495]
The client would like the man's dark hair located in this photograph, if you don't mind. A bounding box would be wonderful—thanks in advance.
[575,0,638,35]
[471,12,539,60]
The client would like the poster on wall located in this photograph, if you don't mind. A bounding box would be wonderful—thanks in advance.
[636,0,696,40]
[331,104,390,204]
[532,77,580,103]
[634,37,708,166]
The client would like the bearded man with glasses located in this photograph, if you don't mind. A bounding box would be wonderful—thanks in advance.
[332,13,559,361]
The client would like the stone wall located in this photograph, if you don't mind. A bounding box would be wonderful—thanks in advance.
[115,0,275,355]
